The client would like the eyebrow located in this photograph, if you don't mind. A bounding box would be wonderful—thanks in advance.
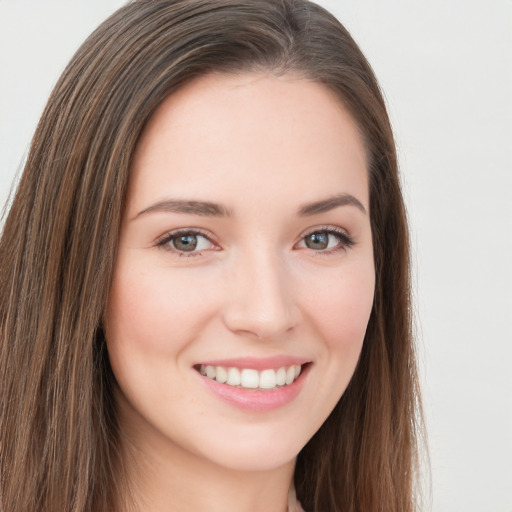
[298,194,367,216]
[135,199,232,219]
[135,192,366,220]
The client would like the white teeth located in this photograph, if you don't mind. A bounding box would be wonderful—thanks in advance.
[241,369,259,388]
[276,367,286,386]
[200,364,304,390]
[227,367,241,386]
[259,369,277,389]
[215,366,227,383]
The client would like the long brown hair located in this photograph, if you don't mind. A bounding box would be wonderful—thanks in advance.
[0,1,424,511]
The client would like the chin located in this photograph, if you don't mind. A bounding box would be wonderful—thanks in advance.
[191,430,305,473]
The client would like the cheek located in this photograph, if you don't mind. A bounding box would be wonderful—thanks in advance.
[288,260,374,439]
[105,262,217,356]
[104,261,219,414]
[302,261,375,357]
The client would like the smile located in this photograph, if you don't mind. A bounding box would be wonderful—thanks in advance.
[199,364,302,390]
[194,357,311,411]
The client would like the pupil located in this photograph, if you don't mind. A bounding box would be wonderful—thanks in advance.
[306,233,328,250]
[174,234,197,251]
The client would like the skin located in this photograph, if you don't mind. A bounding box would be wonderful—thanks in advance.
[105,72,375,512]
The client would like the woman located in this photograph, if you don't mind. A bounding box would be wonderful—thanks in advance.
[0,1,424,511]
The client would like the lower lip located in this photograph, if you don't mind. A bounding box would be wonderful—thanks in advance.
[197,364,310,411]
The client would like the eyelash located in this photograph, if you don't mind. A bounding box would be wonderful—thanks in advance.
[298,226,355,255]
[155,228,216,257]
[155,226,355,258]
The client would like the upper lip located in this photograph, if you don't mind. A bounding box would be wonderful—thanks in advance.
[195,356,311,371]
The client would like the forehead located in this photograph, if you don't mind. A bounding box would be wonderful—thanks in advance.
[127,72,369,214]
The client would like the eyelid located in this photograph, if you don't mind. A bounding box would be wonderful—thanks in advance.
[154,224,355,257]
[295,225,355,253]
[155,228,219,256]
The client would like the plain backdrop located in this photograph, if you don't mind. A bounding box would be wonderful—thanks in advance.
[1,1,511,511]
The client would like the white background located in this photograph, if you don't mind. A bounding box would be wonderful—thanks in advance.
[1,2,511,511]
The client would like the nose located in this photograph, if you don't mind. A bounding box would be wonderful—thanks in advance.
[222,249,300,341]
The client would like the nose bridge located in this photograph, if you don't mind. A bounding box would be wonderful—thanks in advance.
[223,242,298,339]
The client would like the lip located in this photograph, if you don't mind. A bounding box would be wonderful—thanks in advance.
[195,355,310,371]
[195,359,312,412]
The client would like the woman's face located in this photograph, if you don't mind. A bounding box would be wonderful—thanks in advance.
[105,72,374,472]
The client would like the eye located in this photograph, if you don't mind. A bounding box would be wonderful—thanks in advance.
[296,228,354,253]
[156,230,216,255]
